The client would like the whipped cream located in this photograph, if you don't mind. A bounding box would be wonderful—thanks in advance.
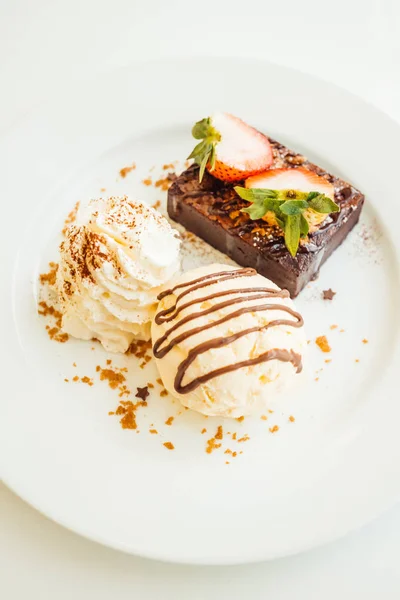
[151,264,306,417]
[57,196,181,352]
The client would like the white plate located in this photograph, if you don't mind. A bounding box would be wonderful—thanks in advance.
[1,58,400,565]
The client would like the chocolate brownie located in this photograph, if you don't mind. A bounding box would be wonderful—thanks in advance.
[168,139,364,297]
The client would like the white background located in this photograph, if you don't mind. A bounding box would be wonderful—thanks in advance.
[1,0,399,597]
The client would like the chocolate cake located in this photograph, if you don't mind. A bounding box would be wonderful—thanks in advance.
[168,139,364,297]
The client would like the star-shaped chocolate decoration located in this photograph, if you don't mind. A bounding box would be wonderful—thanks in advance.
[322,288,336,300]
[135,386,149,401]
[166,171,177,182]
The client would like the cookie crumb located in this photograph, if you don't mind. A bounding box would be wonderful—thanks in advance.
[315,335,331,353]
[215,425,223,440]
[119,162,136,178]
[163,442,174,450]
[206,438,221,454]
[269,425,279,433]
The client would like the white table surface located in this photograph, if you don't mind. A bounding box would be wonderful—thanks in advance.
[1,0,400,597]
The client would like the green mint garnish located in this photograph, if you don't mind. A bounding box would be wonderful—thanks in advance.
[234,186,339,257]
[307,193,339,214]
[239,188,283,220]
[284,214,301,256]
[299,213,309,237]
[279,199,309,215]
[188,117,221,182]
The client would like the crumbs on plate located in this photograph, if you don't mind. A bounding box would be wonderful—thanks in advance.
[315,335,331,353]
[62,202,80,236]
[119,162,136,178]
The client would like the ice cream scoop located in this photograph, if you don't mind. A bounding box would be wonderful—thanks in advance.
[57,196,180,352]
[151,264,306,417]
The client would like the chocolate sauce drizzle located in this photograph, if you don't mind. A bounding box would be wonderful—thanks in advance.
[153,268,303,394]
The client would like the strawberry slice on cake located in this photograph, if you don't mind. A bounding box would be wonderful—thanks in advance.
[188,113,273,182]
[245,167,335,200]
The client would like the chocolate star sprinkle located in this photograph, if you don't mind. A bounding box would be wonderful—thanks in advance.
[166,172,177,182]
[135,386,149,401]
[322,288,336,300]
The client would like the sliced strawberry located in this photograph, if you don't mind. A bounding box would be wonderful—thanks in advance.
[245,167,335,199]
[188,113,273,182]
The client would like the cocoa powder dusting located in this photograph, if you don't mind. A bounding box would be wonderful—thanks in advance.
[39,262,59,286]
[62,202,80,235]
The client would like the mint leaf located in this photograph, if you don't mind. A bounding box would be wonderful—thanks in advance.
[241,198,283,220]
[307,194,339,214]
[241,200,271,220]
[299,214,309,237]
[280,199,309,216]
[306,191,320,201]
[236,186,285,221]
[284,215,301,257]
[234,186,278,203]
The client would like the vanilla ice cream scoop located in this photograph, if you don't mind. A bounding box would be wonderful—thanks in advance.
[57,196,180,352]
[151,264,306,417]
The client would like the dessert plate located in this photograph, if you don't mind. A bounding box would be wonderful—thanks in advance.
[1,58,400,565]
